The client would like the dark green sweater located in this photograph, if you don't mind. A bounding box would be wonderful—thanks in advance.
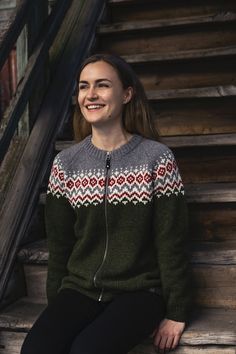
[45,134,191,322]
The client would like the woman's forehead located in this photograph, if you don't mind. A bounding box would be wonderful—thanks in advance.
[79,61,119,81]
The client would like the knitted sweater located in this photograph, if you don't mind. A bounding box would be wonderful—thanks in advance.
[45,134,191,322]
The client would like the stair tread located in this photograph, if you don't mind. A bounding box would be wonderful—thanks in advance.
[99,12,236,34]
[147,85,236,100]
[0,299,235,345]
[39,183,236,205]
[18,239,236,265]
[122,45,236,64]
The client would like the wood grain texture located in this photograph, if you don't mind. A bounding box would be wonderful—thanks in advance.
[99,12,236,34]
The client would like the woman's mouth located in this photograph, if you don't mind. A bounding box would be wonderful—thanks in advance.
[86,104,105,111]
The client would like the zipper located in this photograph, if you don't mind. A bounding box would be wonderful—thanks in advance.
[93,152,111,301]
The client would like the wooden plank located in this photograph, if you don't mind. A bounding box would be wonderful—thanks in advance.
[147,85,236,101]
[191,242,236,265]
[99,12,236,34]
[0,301,235,345]
[122,46,236,64]
[189,203,236,242]
[186,183,236,203]
[154,97,236,136]
[108,1,236,23]
[0,0,106,303]
[0,0,73,163]
[98,26,236,56]
[130,345,236,354]
[18,239,236,266]
[0,331,27,354]
[0,0,29,71]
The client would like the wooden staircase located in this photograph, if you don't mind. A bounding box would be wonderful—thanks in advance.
[0,0,236,353]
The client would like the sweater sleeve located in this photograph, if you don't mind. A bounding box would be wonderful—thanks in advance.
[45,155,77,304]
[152,149,192,322]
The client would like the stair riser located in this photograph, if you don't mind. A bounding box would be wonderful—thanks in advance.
[23,264,236,309]
[133,59,236,91]
[0,331,26,354]
[153,97,236,136]
[98,26,236,55]
[176,148,236,184]
[108,1,236,23]
[189,203,236,242]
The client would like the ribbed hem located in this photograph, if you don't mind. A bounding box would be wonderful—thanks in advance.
[82,134,143,162]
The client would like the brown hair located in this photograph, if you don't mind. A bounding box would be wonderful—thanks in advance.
[73,53,159,142]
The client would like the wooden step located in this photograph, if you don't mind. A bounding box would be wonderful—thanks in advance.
[99,12,236,34]
[147,85,236,101]
[18,240,236,266]
[153,96,236,136]
[0,299,235,353]
[121,48,236,91]
[122,46,236,64]
[55,133,236,151]
[98,13,236,55]
[107,0,236,24]
[17,239,236,309]
[39,183,236,205]
[189,202,236,242]
[185,183,236,203]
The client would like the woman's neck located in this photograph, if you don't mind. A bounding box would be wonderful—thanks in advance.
[91,127,133,152]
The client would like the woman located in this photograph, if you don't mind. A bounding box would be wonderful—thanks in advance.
[21,54,191,354]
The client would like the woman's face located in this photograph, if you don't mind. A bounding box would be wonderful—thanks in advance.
[78,61,132,129]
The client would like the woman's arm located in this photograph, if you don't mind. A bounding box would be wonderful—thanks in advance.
[45,156,77,304]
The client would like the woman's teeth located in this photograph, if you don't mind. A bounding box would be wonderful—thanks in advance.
[87,104,104,110]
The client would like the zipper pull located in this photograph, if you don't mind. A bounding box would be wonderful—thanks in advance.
[106,153,111,170]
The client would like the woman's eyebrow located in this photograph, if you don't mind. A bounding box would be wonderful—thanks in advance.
[78,78,112,84]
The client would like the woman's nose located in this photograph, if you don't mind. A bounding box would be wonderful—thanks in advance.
[87,86,98,100]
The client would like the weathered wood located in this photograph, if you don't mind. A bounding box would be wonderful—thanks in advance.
[99,12,236,34]
[122,45,236,64]
[186,183,236,203]
[154,97,236,136]
[191,242,236,265]
[108,1,236,23]
[0,0,73,162]
[189,203,236,242]
[0,0,29,71]
[133,58,236,92]
[0,0,106,303]
[0,301,235,345]
[98,26,236,56]
[23,264,47,301]
[130,345,236,354]
[147,86,236,101]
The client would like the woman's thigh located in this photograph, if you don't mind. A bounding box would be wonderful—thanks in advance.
[70,290,165,354]
[20,288,104,354]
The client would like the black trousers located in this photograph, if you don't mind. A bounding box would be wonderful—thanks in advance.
[21,288,165,354]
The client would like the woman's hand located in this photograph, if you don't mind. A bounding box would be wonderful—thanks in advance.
[152,318,185,352]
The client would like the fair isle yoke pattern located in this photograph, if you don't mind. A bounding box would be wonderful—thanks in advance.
[47,149,184,209]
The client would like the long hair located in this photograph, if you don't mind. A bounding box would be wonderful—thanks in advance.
[73,53,159,142]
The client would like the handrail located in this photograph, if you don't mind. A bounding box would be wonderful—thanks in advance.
[0,0,72,163]
[0,0,106,304]
[0,0,30,71]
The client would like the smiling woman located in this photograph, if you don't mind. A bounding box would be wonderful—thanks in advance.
[20,54,191,354]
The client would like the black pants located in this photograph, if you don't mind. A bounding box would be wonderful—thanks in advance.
[21,288,165,354]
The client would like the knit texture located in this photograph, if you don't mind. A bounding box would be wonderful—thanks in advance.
[45,134,191,322]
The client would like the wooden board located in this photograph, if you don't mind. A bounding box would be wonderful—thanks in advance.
[108,1,236,23]
[130,344,236,354]
[189,203,236,241]
[132,58,236,91]
[98,26,236,56]
[153,97,236,136]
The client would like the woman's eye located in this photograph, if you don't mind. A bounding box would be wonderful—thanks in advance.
[98,83,109,88]
[79,85,87,90]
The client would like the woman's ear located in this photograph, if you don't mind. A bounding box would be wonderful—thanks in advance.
[123,87,133,104]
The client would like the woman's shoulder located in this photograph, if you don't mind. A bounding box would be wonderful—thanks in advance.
[139,136,175,162]
[53,136,89,167]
